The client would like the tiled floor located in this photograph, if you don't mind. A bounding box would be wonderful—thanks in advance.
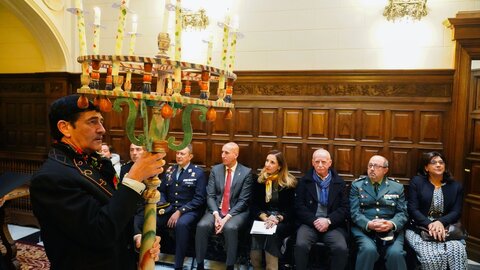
[7,224,233,270]
[7,224,480,270]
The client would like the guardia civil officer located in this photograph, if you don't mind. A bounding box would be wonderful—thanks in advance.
[350,155,408,270]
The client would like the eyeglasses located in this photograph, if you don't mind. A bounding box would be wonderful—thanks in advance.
[429,160,445,165]
[368,163,386,170]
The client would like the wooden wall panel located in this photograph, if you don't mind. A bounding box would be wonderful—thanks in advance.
[282,144,303,174]
[169,109,183,133]
[258,108,278,138]
[168,109,207,135]
[388,148,411,183]
[361,111,384,142]
[258,142,277,160]
[334,110,355,141]
[212,109,231,136]
[191,140,207,168]
[419,112,443,144]
[237,141,254,169]
[0,70,454,184]
[234,108,254,137]
[5,103,16,125]
[210,142,225,166]
[473,120,480,154]
[390,111,414,143]
[308,110,329,140]
[283,109,302,138]
[471,163,480,195]
[333,145,355,177]
[192,109,208,135]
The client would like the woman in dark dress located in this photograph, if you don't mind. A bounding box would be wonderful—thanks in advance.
[249,150,297,270]
[406,151,467,270]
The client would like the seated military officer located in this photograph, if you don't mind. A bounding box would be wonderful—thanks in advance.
[350,155,408,270]
[134,144,207,270]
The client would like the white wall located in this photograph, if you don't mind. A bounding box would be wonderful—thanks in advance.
[3,0,480,73]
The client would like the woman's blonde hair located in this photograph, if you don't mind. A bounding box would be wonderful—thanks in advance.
[258,150,297,188]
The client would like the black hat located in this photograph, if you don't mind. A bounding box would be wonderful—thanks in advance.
[49,94,99,141]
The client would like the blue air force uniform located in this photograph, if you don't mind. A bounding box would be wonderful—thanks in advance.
[350,176,408,270]
[134,163,207,268]
[161,164,207,215]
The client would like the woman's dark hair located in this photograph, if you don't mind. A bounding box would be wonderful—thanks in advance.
[417,151,453,182]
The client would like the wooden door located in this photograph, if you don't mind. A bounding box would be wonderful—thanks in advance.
[464,69,480,260]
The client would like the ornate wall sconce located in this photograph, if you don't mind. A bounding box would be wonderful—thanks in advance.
[182,8,209,30]
[383,0,428,21]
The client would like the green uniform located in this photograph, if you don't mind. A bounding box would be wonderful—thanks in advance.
[350,176,408,270]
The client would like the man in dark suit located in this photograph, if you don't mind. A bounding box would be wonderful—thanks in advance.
[195,142,253,270]
[29,95,162,269]
[134,144,207,270]
[294,148,349,270]
[120,143,145,181]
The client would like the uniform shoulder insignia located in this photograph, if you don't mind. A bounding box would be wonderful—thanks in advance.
[353,176,366,182]
[121,160,132,166]
[387,177,400,183]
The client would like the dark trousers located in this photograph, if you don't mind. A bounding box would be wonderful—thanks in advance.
[195,211,249,266]
[351,227,406,270]
[294,224,349,270]
[157,211,200,268]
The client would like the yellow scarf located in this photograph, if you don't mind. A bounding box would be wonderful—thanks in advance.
[264,173,279,203]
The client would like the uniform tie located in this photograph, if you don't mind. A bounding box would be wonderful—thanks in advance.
[373,182,380,195]
[221,168,232,216]
[176,167,184,180]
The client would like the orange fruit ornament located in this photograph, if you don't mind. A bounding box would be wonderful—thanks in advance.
[161,103,173,119]
[206,107,217,122]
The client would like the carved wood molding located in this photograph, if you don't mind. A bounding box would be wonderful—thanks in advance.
[234,83,451,97]
[234,70,454,97]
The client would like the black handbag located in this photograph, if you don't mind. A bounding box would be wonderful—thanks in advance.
[417,222,467,241]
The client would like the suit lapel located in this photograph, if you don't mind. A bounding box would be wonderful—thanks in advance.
[327,180,339,207]
[230,165,243,195]
[219,166,226,193]
[308,180,319,202]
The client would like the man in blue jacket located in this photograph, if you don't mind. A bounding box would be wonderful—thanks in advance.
[134,144,207,270]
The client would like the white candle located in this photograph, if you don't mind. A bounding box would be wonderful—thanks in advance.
[228,15,239,72]
[131,14,138,33]
[75,0,83,11]
[94,7,101,25]
[221,14,230,70]
[114,0,130,56]
[128,14,137,55]
[174,0,182,61]
[162,0,171,33]
[206,37,213,66]
[92,7,101,55]
[74,0,87,57]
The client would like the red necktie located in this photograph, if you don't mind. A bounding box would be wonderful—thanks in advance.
[221,168,232,217]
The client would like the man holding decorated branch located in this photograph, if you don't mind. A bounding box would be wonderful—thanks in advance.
[30,95,162,270]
